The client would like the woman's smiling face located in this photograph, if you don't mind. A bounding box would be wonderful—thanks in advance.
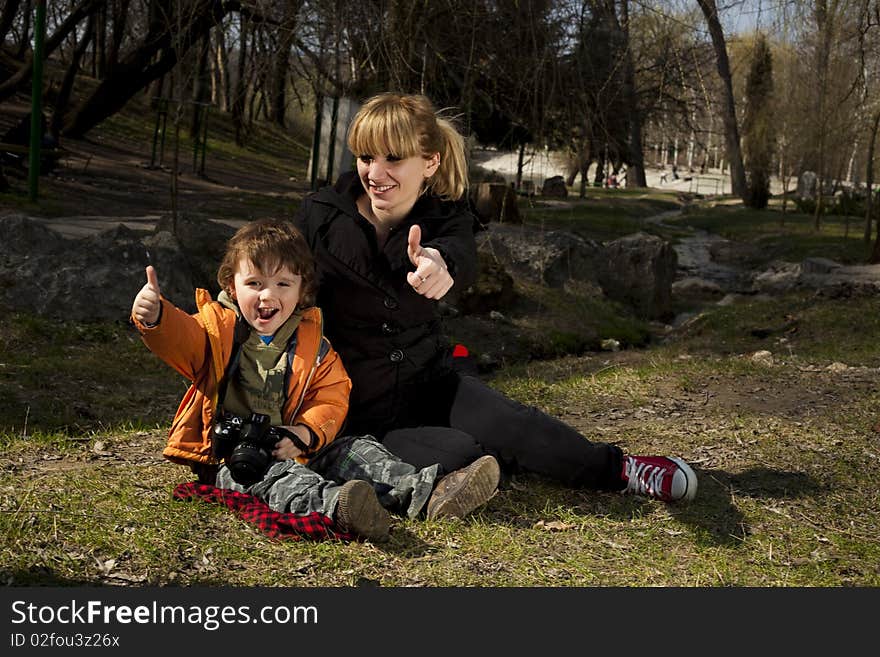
[232,258,302,336]
[356,152,439,222]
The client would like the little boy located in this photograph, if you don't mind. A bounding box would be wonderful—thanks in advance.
[131,219,500,541]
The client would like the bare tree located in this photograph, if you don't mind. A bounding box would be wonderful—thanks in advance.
[0,0,23,46]
[0,0,107,102]
[62,0,237,138]
[696,0,747,199]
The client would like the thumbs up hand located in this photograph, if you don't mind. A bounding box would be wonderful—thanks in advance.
[406,225,453,299]
[132,265,162,325]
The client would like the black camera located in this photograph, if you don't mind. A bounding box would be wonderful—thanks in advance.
[212,412,282,486]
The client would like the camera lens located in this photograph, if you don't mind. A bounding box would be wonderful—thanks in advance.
[227,442,272,486]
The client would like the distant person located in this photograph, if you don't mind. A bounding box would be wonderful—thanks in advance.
[672,165,679,180]
[131,219,500,542]
[292,92,698,504]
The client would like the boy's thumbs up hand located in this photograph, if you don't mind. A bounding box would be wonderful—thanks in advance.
[132,265,162,326]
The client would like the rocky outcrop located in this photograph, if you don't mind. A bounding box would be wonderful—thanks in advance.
[752,257,880,297]
[597,232,677,321]
[0,214,233,321]
[476,223,603,289]
[473,224,677,320]
[540,175,568,197]
[1,213,678,323]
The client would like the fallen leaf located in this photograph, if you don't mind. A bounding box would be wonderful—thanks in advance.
[95,558,116,576]
[534,520,574,532]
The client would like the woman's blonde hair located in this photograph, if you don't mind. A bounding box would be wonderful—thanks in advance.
[347,93,468,201]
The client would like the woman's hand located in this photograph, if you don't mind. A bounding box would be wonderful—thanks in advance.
[406,225,454,299]
[272,425,312,460]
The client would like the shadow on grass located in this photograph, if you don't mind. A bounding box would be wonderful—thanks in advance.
[1,568,100,587]
[667,466,823,547]
[489,465,822,548]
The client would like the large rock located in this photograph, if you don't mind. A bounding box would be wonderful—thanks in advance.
[598,232,677,320]
[453,251,516,314]
[476,223,602,288]
[0,214,232,321]
[541,175,568,198]
[750,257,880,297]
[471,224,676,320]
[154,213,236,292]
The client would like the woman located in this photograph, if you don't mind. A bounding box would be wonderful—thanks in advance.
[293,92,696,503]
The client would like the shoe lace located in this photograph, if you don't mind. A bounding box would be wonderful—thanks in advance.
[625,459,665,496]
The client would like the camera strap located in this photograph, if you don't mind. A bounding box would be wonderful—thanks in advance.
[215,316,249,415]
[274,426,311,453]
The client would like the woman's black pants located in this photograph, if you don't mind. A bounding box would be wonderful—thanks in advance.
[378,373,624,491]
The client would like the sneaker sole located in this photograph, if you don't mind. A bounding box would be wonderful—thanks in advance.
[427,455,501,520]
[336,480,391,542]
[669,457,698,502]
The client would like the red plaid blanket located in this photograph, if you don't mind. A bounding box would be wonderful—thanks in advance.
[173,482,355,542]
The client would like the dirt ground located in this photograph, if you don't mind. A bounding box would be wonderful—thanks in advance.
[2,107,304,237]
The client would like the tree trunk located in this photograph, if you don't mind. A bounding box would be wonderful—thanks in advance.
[270,2,299,127]
[865,109,880,251]
[106,0,131,76]
[621,0,647,188]
[62,0,234,138]
[94,2,106,79]
[15,0,31,59]
[190,35,210,138]
[231,13,248,146]
[212,25,230,111]
[516,142,525,191]
[696,0,747,199]
[0,0,22,45]
[0,0,105,102]
[50,10,95,139]
[579,158,589,198]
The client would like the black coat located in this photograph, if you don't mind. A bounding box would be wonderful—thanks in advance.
[293,171,479,434]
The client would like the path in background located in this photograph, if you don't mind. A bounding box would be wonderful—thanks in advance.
[472,147,787,196]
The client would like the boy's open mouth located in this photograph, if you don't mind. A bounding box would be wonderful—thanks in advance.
[257,307,278,320]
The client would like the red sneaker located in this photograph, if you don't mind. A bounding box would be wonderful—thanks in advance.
[622,455,697,502]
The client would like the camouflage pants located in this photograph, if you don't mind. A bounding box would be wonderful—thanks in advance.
[215,435,439,519]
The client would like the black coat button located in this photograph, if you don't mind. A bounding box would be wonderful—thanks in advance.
[384,297,398,310]
[382,322,397,335]
[389,349,405,362]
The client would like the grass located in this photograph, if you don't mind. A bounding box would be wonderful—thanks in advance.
[668,291,880,365]
[519,190,682,242]
[2,276,878,586]
[669,204,874,265]
[0,314,182,436]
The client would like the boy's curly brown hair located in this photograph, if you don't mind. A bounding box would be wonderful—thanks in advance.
[217,219,316,308]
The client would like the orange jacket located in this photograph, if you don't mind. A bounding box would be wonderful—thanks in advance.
[132,289,351,466]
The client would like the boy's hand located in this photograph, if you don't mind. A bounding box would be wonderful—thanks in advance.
[272,425,313,460]
[132,265,162,325]
[406,225,453,299]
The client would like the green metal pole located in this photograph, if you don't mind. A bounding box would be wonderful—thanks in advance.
[28,0,47,202]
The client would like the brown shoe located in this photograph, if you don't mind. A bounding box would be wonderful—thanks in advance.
[336,480,391,542]
[426,455,500,520]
